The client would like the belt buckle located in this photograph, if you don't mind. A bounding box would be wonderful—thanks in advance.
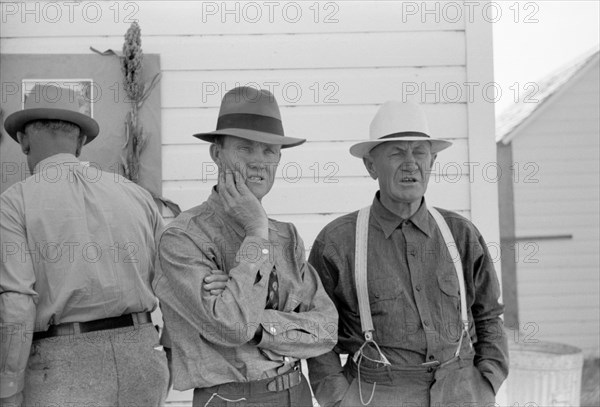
[421,360,441,367]
[266,376,281,392]
[266,370,299,392]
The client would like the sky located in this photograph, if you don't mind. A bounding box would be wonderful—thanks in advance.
[492,0,600,114]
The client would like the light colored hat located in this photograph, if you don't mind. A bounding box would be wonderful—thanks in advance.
[4,83,99,144]
[349,101,452,158]
[193,86,305,148]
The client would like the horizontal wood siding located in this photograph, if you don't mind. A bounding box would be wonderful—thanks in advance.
[0,1,480,247]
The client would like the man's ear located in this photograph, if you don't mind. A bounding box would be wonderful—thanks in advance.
[75,135,87,157]
[16,131,30,155]
[209,143,221,168]
[430,153,437,167]
[363,154,378,180]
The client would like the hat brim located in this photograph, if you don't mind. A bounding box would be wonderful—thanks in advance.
[193,128,306,148]
[4,108,100,144]
[350,136,452,158]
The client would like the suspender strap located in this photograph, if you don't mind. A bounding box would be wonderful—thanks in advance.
[354,205,470,358]
[355,206,374,340]
[428,207,469,335]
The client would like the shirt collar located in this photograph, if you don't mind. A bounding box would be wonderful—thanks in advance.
[370,192,434,239]
[207,187,277,237]
[33,153,80,175]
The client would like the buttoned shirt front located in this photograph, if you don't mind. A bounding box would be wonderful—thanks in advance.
[307,193,508,406]
[0,154,163,398]
[154,189,338,391]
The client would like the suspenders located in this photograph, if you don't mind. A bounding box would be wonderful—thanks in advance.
[352,205,470,405]
[428,206,470,351]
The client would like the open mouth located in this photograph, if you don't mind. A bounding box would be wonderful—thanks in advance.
[400,176,419,183]
[246,175,265,183]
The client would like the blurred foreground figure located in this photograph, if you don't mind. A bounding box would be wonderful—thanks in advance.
[0,84,168,406]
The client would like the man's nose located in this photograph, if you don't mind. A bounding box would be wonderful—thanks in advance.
[247,159,266,170]
[401,160,418,171]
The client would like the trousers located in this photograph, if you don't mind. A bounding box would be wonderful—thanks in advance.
[23,323,169,406]
[193,372,313,407]
[338,355,496,407]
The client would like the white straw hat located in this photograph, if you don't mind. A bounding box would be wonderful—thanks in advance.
[349,101,452,158]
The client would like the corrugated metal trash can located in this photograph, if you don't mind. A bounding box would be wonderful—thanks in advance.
[506,339,584,406]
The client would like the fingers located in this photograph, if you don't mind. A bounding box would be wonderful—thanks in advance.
[203,269,229,292]
[220,168,253,201]
[217,170,229,199]
[233,170,252,196]
[223,170,237,196]
[218,170,239,207]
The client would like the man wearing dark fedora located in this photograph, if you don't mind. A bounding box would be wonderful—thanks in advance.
[307,101,509,406]
[0,84,169,405]
[153,86,338,407]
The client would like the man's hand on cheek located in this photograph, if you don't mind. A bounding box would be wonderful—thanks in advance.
[218,170,269,240]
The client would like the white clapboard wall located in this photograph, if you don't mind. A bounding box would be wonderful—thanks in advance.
[1,0,499,249]
[1,1,500,403]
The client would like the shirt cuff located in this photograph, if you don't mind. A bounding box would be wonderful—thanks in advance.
[257,314,313,344]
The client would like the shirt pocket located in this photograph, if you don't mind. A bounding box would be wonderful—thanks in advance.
[368,277,405,347]
[437,273,463,340]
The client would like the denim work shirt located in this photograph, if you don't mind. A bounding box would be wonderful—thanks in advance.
[153,189,338,391]
[0,154,162,399]
[307,193,508,407]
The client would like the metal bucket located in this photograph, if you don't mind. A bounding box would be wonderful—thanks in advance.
[506,340,584,406]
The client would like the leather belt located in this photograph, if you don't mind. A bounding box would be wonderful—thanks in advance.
[201,365,302,395]
[346,354,471,384]
[33,312,152,341]
[266,368,302,392]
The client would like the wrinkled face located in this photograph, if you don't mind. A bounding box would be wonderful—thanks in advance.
[364,140,436,211]
[211,135,281,201]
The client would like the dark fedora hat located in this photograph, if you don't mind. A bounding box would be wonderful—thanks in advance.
[4,83,99,144]
[193,86,305,148]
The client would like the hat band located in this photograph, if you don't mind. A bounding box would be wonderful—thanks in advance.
[379,131,429,140]
[217,113,284,136]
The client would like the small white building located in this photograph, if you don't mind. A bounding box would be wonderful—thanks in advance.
[497,48,600,357]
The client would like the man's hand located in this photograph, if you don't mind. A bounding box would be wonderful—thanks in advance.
[203,269,229,296]
[218,170,269,240]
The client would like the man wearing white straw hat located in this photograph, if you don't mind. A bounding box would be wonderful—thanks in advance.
[154,86,337,407]
[307,101,508,406]
[0,83,169,405]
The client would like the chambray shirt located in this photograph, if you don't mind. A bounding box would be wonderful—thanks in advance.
[153,189,338,391]
[0,154,162,398]
[307,193,508,406]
